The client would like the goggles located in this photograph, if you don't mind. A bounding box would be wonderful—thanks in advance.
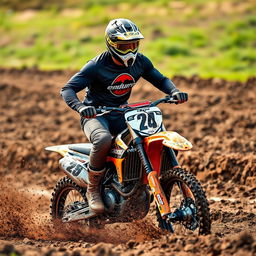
[115,40,140,54]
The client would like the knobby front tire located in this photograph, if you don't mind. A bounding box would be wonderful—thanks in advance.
[157,168,211,235]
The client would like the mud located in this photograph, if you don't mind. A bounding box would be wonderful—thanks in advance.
[0,68,255,255]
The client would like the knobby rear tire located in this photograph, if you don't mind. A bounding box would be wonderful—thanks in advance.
[50,176,87,219]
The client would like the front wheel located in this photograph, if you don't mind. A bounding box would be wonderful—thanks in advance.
[156,168,211,235]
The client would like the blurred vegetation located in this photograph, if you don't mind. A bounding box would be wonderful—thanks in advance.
[0,0,255,80]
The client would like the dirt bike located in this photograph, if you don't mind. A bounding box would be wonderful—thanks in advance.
[46,96,211,235]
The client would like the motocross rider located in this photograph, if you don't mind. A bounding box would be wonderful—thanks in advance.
[61,18,188,214]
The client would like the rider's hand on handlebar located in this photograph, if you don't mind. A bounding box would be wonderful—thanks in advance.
[172,91,188,104]
[78,105,97,118]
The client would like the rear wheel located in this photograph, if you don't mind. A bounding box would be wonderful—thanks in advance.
[156,168,211,235]
[50,176,104,239]
[50,176,88,220]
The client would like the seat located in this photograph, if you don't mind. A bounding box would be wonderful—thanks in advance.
[68,143,92,155]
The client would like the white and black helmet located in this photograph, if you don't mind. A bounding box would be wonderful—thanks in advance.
[105,18,144,67]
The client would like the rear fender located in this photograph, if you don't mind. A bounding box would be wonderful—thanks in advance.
[45,143,92,157]
[45,145,70,156]
[45,144,90,187]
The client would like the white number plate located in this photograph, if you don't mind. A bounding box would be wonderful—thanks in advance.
[124,106,163,136]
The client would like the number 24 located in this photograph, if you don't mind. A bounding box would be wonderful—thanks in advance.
[137,112,157,130]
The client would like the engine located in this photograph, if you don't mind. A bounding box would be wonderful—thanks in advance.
[102,185,150,222]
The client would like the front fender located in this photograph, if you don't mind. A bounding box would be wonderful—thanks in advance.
[142,131,192,183]
[144,131,192,151]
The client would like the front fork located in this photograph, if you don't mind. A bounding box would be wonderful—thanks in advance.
[133,137,179,217]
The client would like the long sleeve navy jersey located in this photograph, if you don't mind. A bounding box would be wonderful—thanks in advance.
[61,51,178,112]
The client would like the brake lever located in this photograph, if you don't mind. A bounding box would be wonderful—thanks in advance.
[166,96,179,104]
[97,111,111,117]
[96,108,111,116]
[169,99,179,104]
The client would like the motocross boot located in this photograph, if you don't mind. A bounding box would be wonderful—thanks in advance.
[86,167,105,213]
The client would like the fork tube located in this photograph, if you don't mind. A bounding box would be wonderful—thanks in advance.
[134,137,153,174]
[162,125,180,168]
[166,148,180,168]
[147,171,171,217]
[133,137,170,217]
[127,122,153,174]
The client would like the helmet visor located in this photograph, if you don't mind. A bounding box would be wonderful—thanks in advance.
[116,40,140,54]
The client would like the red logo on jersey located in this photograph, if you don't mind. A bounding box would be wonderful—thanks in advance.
[107,73,135,96]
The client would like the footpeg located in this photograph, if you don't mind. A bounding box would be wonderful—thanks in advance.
[62,204,99,222]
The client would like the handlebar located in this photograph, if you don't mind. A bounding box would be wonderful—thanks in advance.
[95,96,178,115]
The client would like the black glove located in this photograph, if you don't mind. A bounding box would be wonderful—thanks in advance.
[172,91,188,103]
[78,105,97,118]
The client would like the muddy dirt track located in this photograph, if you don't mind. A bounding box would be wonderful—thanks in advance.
[0,68,255,256]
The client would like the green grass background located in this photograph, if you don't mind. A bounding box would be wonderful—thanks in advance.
[0,0,255,81]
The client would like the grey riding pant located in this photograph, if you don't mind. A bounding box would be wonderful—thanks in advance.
[82,113,127,171]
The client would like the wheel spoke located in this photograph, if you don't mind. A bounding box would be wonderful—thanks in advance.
[64,190,84,213]
[177,181,184,196]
